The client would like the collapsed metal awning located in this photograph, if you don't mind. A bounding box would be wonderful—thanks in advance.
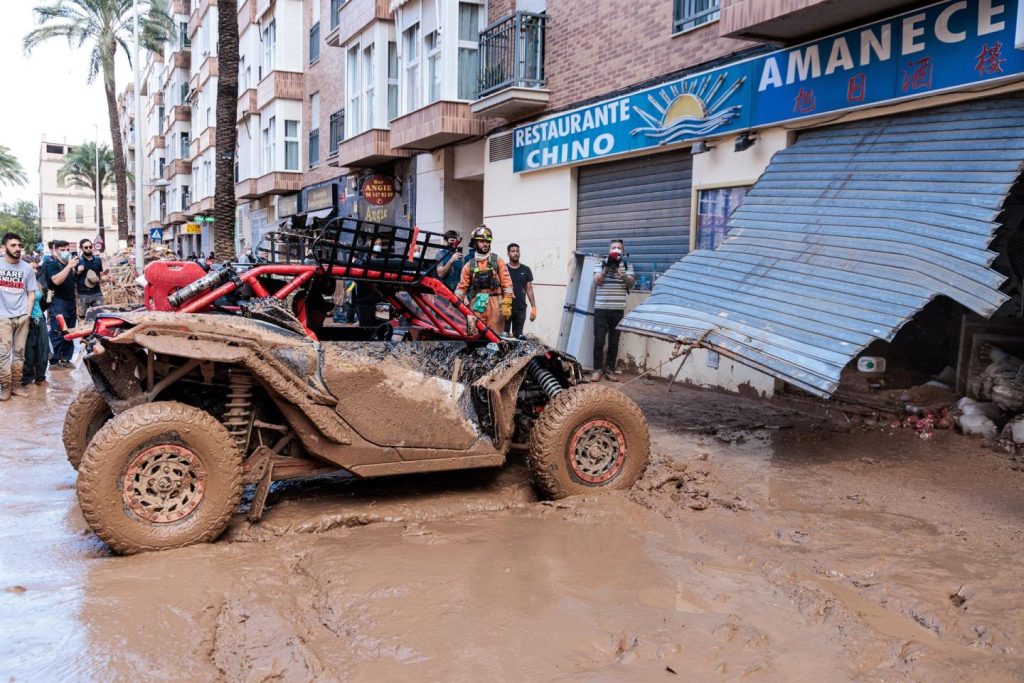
[620,95,1024,397]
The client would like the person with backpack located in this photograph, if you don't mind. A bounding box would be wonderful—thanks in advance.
[454,226,514,334]
[21,258,49,387]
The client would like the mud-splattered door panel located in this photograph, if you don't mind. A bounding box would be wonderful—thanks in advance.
[320,342,484,450]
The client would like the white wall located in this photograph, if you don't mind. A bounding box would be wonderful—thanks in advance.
[482,143,575,345]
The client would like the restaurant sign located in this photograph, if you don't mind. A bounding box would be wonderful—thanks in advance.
[514,0,1024,172]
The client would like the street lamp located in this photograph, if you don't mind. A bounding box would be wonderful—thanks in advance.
[132,0,144,270]
[93,123,102,248]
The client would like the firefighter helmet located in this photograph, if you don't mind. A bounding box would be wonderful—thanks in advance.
[470,226,493,243]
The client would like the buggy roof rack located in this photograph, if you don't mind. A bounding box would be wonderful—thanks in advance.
[257,218,447,284]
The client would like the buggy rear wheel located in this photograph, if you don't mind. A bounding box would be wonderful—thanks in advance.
[527,384,650,498]
[63,388,113,470]
[76,401,243,555]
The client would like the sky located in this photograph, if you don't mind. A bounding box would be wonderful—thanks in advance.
[0,0,133,208]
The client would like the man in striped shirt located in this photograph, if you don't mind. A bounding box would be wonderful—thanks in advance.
[591,238,635,382]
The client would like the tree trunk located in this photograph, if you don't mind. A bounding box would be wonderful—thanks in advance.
[214,0,240,261]
[103,52,130,244]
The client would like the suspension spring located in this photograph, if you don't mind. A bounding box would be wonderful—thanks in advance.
[223,370,255,452]
[528,358,564,399]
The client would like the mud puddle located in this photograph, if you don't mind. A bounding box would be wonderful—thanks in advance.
[3,370,1024,681]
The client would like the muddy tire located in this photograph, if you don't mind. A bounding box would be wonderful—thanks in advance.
[527,384,650,498]
[62,388,114,470]
[77,401,243,555]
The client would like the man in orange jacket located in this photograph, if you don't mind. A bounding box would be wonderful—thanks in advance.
[454,226,514,334]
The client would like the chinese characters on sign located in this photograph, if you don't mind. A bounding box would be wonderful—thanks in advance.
[902,57,933,92]
[976,41,1006,75]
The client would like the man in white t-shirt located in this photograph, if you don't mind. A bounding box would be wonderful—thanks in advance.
[0,233,37,400]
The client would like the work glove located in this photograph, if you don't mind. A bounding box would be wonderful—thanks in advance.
[500,298,513,319]
[529,306,537,321]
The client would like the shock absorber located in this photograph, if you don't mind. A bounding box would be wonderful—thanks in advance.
[528,358,564,399]
[223,370,255,452]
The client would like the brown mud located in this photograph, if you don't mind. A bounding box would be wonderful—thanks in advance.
[2,370,1024,681]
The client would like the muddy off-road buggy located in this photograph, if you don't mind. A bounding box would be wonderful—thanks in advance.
[64,220,650,554]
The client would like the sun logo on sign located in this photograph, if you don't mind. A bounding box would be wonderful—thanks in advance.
[631,72,746,145]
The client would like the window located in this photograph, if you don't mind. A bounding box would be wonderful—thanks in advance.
[309,93,321,167]
[673,0,719,33]
[57,203,65,221]
[111,206,117,224]
[387,41,399,120]
[403,23,421,112]
[180,132,190,159]
[204,160,211,196]
[285,120,299,171]
[329,109,344,155]
[347,46,361,135]
[158,104,166,129]
[695,186,747,251]
[426,31,441,104]
[182,185,191,210]
[263,117,276,172]
[46,144,63,154]
[76,205,84,223]
[206,106,211,128]
[262,19,276,76]
[179,21,190,49]
[310,21,320,64]
[457,3,481,100]
[330,0,343,30]
[363,44,375,130]
[159,156,166,176]
[240,56,249,90]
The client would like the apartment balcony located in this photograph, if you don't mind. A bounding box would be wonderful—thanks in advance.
[238,0,256,33]
[390,101,488,151]
[719,0,922,42]
[147,135,166,156]
[471,12,548,120]
[235,178,259,200]
[326,0,391,48]
[201,55,218,86]
[171,50,191,70]
[237,88,258,122]
[190,127,216,157]
[256,0,273,20]
[166,209,189,225]
[171,0,190,14]
[146,90,165,113]
[337,128,412,167]
[163,158,193,181]
[190,196,214,215]
[188,0,217,38]
[256,70,303,109]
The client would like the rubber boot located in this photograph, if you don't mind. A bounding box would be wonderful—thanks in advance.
[11,371,28,397]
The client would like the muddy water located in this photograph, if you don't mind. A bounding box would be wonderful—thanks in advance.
[3,371,1024,681]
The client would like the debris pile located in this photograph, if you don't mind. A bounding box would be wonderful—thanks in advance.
[963,344,1024,446]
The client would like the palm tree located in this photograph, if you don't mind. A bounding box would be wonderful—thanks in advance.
[59,142,116,244]
[24,0,173,243]
[214,0,239,260]
[0,146,28,189]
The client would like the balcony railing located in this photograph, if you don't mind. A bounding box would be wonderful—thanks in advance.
[309,128,320,167]
[478,12,547,98]
[328,110,344,157]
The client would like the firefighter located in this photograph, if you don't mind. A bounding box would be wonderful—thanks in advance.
[454,226,514,334]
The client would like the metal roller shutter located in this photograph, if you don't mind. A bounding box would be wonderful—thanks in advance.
[576,150,692,280]
[620,95,1024,397]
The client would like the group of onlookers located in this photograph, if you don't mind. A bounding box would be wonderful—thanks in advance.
[0,234,106,400]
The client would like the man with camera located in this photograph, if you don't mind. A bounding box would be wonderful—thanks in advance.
[591,238,635,382]
[435,230,465,292]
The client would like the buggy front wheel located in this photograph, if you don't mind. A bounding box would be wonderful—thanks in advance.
[527,385,650,498]
[76,401,243,555]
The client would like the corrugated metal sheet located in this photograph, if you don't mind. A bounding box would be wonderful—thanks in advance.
[577,151,692,280]
[620,96,1024,397]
